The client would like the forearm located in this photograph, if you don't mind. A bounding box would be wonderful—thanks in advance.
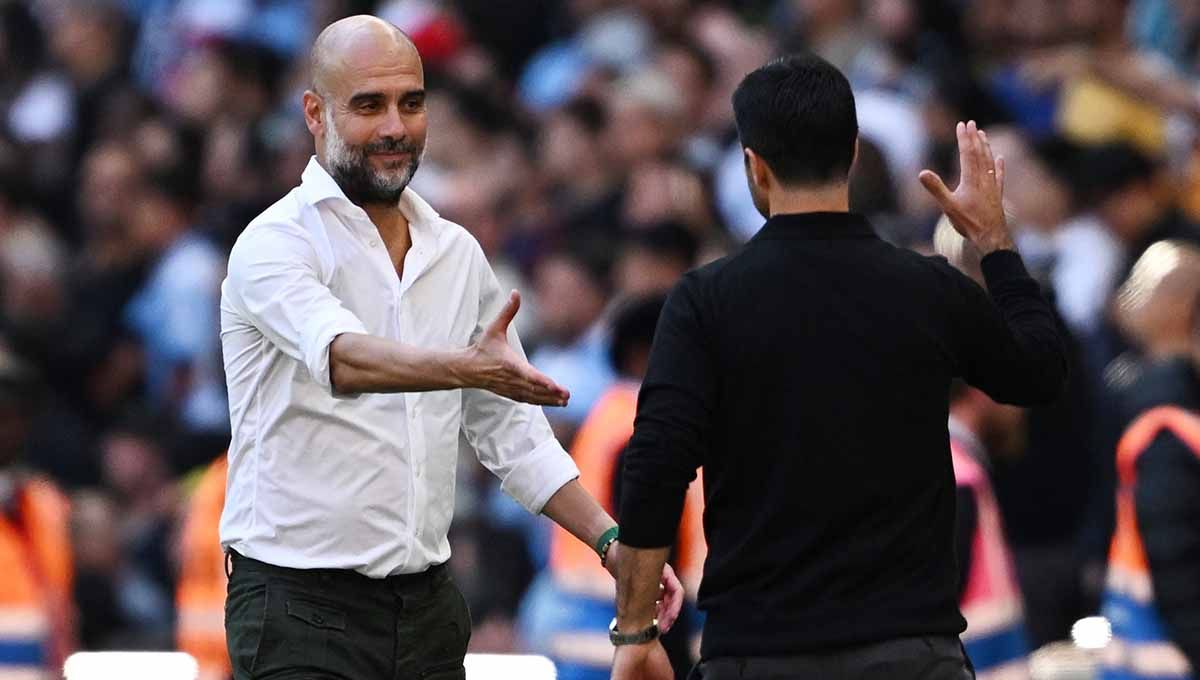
[329,332,471,395]
[540,479,615,552]
[975,251,1068,403]
[1090,50,1200,118]
[615,546,670,632]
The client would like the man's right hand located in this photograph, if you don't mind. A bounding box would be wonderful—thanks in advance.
[919,120,1015,256]
[460,290,570,407]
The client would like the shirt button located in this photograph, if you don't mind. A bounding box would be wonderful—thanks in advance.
[369,239,379,247]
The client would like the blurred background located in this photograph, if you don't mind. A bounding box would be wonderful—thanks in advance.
[2,0,1200,678]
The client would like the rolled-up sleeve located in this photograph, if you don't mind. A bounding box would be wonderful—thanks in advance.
[225,223,368,391]
[460,247,578,513]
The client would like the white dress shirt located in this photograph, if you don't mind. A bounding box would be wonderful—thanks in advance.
[219,158,579,578]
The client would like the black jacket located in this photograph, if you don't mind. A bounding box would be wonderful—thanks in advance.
[620,212,1067,659]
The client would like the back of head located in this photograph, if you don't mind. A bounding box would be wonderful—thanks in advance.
[732,53,858,186]
[1114,240,1200,356]
[1077,142,1158,204]
[609,294,667,379]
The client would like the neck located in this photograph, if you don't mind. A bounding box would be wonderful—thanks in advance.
[768,182,850,217]
[363,203,410,243]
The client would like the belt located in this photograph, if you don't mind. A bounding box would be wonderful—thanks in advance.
[226,549,448,590]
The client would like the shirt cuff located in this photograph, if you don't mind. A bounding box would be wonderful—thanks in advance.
[303,312,369,394]
[500,438,580,514]
[980,249,1032,287]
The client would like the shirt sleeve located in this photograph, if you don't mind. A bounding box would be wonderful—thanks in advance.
[619,275,713,548]
[460,247,579,514]
[1135,431,1200,670]
[948,250,1069,405]
[224,222,368,392]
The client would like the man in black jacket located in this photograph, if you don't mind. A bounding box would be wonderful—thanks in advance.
[1108,241,1200,671]
[609,53,1067,680]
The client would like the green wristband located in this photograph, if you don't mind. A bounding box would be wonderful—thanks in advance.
[594,525,620,556]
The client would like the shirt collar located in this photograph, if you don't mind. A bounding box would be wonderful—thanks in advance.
[749,211,877,243]
[298,156,442,232]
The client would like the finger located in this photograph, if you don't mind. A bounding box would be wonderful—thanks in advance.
[918,169,954,209]
[657,565,685,633]
[966,120,985,181]
[518,364,570,399]
[954,121,972,187]
[517,376,570,406]
[512,388,567,407]
[485,290,520,338]
[995,155,1006,195]
[978,129,996,183]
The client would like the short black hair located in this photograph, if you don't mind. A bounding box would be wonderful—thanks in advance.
[609,294,666,376]
[625,221,699,269]
[732,53,858,186]
[1077,142,1160,204]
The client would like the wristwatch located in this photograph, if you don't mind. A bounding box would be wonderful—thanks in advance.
[609,617,660,646]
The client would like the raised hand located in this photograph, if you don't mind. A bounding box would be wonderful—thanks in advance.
[918,120,1015,255]
[466,290,570,407]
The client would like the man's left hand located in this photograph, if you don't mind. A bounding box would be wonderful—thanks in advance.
[611,640,673,680]
[605,542,685,632]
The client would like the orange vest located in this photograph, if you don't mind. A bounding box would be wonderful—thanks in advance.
[545,383,707,667]
[1101,406,1200,680]
[949,433,1031,680]
[549,382,706,597]
[0,477,74,679]
[176,456,230,680]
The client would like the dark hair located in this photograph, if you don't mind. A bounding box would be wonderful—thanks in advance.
[609,295,666,376]
[560,96,608,135]
[146,163,203,213]
[1077,142,1160,204]
[732,53,858,186]
[625,221,699,268]
[1031,135,1086,210]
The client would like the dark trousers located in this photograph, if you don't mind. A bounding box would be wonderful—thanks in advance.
[688,636,976,680]
[225,551,471,680]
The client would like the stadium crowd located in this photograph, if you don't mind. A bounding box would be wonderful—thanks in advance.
[1,0,1200,677]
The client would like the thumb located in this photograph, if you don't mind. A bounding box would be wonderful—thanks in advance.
[918,169,954,210]
[486,290,520,337]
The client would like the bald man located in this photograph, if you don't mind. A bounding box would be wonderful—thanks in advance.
[1100,241,1200,678]
[219,16,680,680]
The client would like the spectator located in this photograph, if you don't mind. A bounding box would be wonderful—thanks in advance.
[0,343,76,673]
[1080,143,1200,277]
[530,243,616,436]
[1101,241,1200,677]
[122,166,227,437]
[613,221,699,298]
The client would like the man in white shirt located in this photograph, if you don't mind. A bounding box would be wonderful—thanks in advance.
[220,15,680,680]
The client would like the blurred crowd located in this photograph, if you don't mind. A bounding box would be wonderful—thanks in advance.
[3,0,1200,674]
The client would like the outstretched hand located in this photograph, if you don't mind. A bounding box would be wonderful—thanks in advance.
[466,290,570,407]
[918,120,1014,255]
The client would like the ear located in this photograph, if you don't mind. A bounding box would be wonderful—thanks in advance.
[302,90,325,139]
[744,148,772,193]
[852,136,860,171]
